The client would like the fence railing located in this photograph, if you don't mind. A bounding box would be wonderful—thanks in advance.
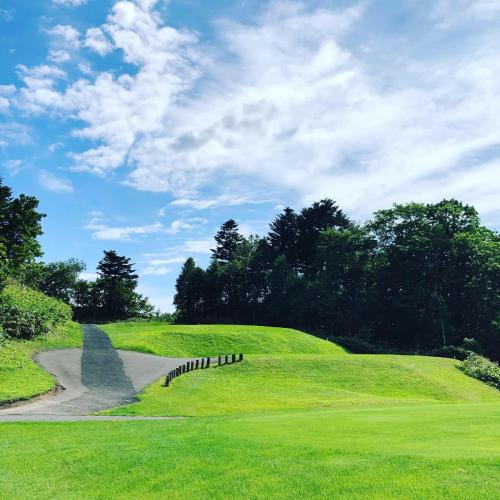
[165,353,244,387]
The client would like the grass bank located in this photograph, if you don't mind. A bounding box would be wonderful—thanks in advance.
[0,321,82,405]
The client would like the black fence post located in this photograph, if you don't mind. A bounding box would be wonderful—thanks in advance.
[232,354,236,363]
[218,355,222,366]
[225,355,229,364]
[201,358,205,369]
[195,359,199,369]
[239,353,243,362]
[206,357,210,368]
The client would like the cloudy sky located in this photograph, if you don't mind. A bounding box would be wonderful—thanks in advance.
[1,0,499,311]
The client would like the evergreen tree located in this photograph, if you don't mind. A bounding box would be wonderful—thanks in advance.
[268,207,299,265]
[174,258,205,323]
[211,219,244,263]
[96,250,141,321]
[0,177,45,275]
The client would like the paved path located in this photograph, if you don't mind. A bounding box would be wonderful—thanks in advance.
[0,324,193,421]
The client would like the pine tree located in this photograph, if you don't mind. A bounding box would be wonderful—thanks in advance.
[174,257,205,322]
[96,250,140,321]
[211,219,244,263]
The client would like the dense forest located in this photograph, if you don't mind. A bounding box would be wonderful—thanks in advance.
[174,199,500,360]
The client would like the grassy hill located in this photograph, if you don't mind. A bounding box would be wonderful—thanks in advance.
[100,322,346,356]
[101,322,499,417]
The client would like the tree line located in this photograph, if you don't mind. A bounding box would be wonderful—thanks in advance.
[0,177,156,323]
[174,199,500,360]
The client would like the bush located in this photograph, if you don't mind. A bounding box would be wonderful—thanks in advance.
[428,345,470,360]
[460,353,500,390]
[0,282,72,340]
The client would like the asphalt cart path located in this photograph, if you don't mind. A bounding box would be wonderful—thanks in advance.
[0,324,193,420]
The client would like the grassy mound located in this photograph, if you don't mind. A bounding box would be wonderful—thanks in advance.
[105,353,499,417]
[2,403,500,498]
[0,321,82,405]
[100,322,346,356]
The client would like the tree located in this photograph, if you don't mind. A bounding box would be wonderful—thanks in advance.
[0,177,45,275]
[268,207,299,265]
[174,258,206,323]
[296,199,351,270]
[21,259,86,303]
[211,219,244,263]
[96,250,143,321]
[368,200,499,353]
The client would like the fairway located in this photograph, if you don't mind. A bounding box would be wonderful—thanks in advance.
[1,322,499,498]
[1,404,500,499]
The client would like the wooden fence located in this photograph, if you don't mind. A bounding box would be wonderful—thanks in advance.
[165,353,244,387]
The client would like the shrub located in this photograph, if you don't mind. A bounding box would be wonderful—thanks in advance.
[460,353,500,390]
[0,282,72,340]
[428,345,470,360]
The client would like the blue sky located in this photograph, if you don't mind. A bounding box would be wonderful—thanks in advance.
[1,0,499,311]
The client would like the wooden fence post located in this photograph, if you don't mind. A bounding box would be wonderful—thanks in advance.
[195,359,199,369]
[225,355,229,364]
[239,353,243,362]
[206,357,210,368]
[232,354,236,363]
[218,355,222,366]
[201,358,205,369]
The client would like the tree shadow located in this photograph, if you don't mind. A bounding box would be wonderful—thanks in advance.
[81,325,135,394]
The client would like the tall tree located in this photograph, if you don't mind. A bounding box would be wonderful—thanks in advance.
[211,219,244,263]
[296,199,351,270]
[0,177,45,274]
[268,207,299,265]
[96,250,142,321]
[174,257,205,323]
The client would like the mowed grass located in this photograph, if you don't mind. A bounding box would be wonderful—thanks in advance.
[105,353,500,416]
[100,322,346,356]
[1,403,500,499]
[0,321,82,405]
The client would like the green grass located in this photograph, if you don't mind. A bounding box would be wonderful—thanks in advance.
[0,321,82,405]
[2,322,499,498]
[1,403,500,498]
[100,322,346,356]
[104,353,499,416]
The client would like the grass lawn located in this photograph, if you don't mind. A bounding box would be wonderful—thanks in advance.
[2,322,499,498]
[0,321,82,405]
[100,322,346,356]
[1,403,500,498]
[104,353,499,416]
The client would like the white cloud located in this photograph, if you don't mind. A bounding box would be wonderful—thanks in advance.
[431,0,500,28]
[48,25,81,47]
[85,28,113,56]
[181,239,213,254]
[38,170,74,193]
[85,220,164,241]
[53,0,88,6]
[171,194,271,210]
[0,122,31,148]
[141,266,171,276]
[48,50,71,63]
[4,160,23,176]
[0,85,15,112]
[11,0,500,220]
